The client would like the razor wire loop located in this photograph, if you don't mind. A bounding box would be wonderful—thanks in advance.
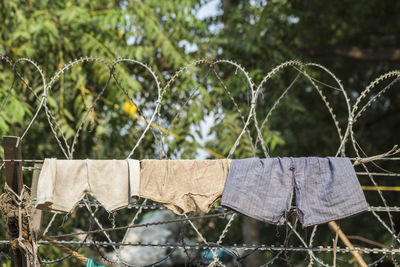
[303,62,351,157]
[150,58,212,160]
[94,58,163,266]
[43,56,112,159]
[252,61,350,159]
[110,60,162,160]
[349,70,400,257]
[1,56,400,266]
[210,59,256,159]
[156,63,213,160]
[246,60,352,267]
[44,57,165,266]
[210,63,257,156]
[44,57,112,159]
[9,56,124,265]
[111,58,163,159]
[252,60,305,157]
[0,57,47,143]
[150,59,258,266]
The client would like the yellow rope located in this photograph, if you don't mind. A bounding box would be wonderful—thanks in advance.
[361,186,400,191]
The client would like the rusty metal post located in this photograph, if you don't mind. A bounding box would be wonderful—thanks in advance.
[3,136,28,267]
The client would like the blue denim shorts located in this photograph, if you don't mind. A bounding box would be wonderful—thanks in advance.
[221,157,368,226]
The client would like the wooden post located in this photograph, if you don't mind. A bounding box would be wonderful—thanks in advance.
[3,136,23,193]
[328,221,367,267]
[3,136,29,267]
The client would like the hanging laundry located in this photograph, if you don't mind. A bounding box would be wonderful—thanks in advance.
[221,157,368,226]
[140,159,231,215]
[35,159,140,213]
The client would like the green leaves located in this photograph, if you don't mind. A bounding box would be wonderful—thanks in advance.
[0,0,210,161]
[261,126,285,151]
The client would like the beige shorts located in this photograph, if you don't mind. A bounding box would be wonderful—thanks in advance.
[139,159,231,215]
[35,159,140,213]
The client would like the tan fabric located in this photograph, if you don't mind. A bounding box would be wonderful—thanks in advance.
[35,159,140,213]
[139,159,231,215]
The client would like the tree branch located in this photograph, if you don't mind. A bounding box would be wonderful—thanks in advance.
[305,46,400,61]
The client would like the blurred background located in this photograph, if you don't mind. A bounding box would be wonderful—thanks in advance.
[1,0,400,266]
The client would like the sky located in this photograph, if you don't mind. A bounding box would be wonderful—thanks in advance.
[196,0,221,20]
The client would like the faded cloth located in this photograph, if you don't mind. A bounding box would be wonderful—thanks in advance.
[221,157,368,226]
[35,159,140,213]
[140,159,231,215]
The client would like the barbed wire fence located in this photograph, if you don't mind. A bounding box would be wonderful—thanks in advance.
[0,54,399,266]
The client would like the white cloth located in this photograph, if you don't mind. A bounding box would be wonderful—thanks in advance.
[35,159,140,213]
